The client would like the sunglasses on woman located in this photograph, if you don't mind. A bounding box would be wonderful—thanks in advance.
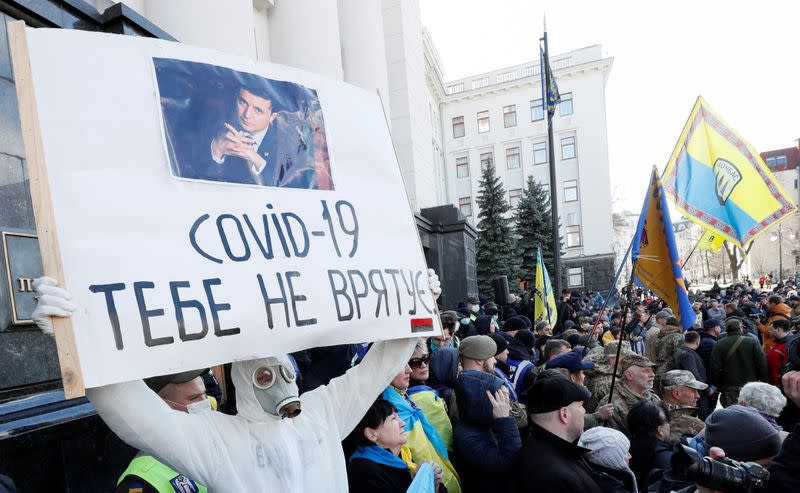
[408,355,431,369]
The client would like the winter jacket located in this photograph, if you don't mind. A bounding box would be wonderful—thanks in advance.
[654,325,683,376]
[757,303,792,353]
[87,339,417,493]
[674,346,707,383]
[709,333,767,389]
[766,334,796,385]
[645,325,662,361]
[428,347,460,424]
[346,458,411,493]
[516,423,602,493]
[453,370,520,493]
[587,464,637,493]
[629,438,672,490]
[706,307,726,322]
[697,332,717,369]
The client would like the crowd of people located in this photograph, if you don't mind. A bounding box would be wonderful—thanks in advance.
[337,279,800,493]
[10,275,800,492]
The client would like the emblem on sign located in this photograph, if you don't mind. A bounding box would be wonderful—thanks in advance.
[713,158,742,205]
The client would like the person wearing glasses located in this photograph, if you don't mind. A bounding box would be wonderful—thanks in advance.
[407,339,454,452]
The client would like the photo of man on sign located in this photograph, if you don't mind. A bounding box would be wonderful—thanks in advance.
[154,58,334,190]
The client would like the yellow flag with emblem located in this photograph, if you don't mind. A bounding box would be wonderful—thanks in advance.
[662,96,796,249]
[696,228,725,253]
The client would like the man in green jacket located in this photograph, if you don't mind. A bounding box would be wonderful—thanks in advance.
[709,319,767,407]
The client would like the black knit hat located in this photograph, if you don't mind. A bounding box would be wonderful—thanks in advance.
[488,333,509,355]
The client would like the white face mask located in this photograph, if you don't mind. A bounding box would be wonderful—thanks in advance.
[470,305,480,313]
[186,398,212,414]
[460,318,470,325]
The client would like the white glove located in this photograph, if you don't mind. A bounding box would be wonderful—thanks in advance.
[31,276,75,336]
[427,268,441,302]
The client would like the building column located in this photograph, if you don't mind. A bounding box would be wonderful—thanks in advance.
[337,0,391,118]
[142,0,257,58]
[267,0,344,80]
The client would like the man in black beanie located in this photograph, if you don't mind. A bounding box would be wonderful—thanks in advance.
[516,378,601,493]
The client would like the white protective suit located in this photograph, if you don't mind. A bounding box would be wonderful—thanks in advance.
[87,337,416,492]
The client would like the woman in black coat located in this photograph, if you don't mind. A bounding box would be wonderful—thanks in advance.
[345,398,444,493]
[627,401,673,489]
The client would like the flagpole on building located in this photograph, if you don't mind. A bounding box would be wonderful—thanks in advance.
[541,23,562,295]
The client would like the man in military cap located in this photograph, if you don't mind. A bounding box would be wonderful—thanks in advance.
[660,369,707,444]
[583,340,633,412]
[593,353,660,438]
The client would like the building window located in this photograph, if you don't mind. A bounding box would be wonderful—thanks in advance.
[566,212,578,226]
[506,146,520,169]
[766,156,776,166]
[533,142,547,165]
[530,99,544,121]
[480,152,493,171]
[459,196,472,217]
[777,155,788,165]
[560,92,573,116]
[477,111,490,133]
[566,225,582,247]
[509,188,523,207]
[456,156,469,178]
[564,180,578,202]
[452,116,465,138]
[568,267,584,287]
[561,136,576,160]
[503,105,517,127]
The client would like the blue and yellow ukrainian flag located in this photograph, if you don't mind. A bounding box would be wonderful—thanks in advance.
[539,47,561,115]
[662,96,796,249]
[533,244,558,328]
[632,168,696,330]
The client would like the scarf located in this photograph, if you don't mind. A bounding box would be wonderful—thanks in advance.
[382,386,449,459]
[350,445,416,474]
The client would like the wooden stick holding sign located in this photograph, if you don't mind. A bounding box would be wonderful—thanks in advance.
[8,20,86,398]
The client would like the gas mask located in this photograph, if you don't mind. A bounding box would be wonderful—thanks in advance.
[252,356,302,419]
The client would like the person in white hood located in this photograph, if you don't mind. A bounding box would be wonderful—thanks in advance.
[32,271,441,492]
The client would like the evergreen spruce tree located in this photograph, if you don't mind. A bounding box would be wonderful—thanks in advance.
[514,175,562,287]
[475,160,519,296]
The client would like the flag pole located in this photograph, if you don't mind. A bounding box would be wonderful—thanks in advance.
[606,263,637,404]
[541,25,562,295]
[681,235,703,269]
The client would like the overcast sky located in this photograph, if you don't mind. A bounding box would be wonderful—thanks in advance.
[420,0,800,212]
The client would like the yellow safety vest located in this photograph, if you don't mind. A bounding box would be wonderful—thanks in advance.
[117,455,208,493]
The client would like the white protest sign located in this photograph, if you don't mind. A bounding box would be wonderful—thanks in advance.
[11,25,439,396]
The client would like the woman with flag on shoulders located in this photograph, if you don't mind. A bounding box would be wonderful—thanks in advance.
[346,398,445,493]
